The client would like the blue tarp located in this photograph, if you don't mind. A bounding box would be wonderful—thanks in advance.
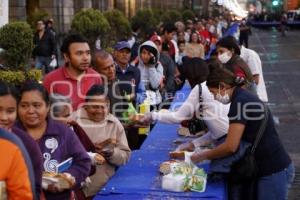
[94,84,227,200]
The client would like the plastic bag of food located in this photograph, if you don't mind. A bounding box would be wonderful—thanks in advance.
[162,173,188,192]
[122,102,137,124]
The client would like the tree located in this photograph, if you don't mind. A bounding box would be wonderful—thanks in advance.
[182,10,195,22]
[104,10,131,46]
[161,10,182,24]
[0,21,42,85]
[131,9,158,40]
[26,9,49,29]
[71,8,110,50]
[0,22,33,70]
[152,8,164,24]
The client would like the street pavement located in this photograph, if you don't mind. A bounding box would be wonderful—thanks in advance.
[249,28,300,200]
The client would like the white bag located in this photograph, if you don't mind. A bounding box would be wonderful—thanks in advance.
[145,90,162,106]
[49,58,57,68]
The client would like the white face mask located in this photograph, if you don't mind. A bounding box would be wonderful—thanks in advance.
[215,86,231,104]
[218,51,232,64]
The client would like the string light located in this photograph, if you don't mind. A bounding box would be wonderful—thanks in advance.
[212,0,248,18]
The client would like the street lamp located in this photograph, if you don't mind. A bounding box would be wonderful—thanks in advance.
[272,0,279,6]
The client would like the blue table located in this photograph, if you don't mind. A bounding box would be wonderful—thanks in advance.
[94,84,227,200]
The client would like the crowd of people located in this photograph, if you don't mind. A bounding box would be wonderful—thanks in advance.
[0,14,295,200]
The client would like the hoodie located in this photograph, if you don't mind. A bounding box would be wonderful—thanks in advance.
[137,41,164,105]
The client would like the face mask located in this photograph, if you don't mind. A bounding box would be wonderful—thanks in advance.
[218,51,232,64]
[215,86,230,104]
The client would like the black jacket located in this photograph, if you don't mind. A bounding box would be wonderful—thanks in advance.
[32,30,56,58]
[116,64,141,98]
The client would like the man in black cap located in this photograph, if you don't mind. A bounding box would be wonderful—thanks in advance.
[113,40,146,150]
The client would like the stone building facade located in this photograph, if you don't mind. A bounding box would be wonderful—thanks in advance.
[12,0,251,32]
[8,0,189,33]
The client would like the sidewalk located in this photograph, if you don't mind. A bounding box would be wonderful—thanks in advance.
[250,28,300,200]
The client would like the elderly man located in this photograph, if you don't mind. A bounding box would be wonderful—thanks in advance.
[93,50,124,118]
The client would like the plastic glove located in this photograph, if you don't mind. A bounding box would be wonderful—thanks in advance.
[139,112,153,125]
[191,151,206,164]
[175,142,195,152]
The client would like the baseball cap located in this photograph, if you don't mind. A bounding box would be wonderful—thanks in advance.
[113,41,131,51]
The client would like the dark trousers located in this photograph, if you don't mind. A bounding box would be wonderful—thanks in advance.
[125,127,140,150]
[239,36,249,48]
[228,180,257,200]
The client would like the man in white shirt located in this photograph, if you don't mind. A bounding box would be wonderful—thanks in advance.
[240,45,268,102]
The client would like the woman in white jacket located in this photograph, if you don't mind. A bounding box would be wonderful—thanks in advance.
[142,58,230,150]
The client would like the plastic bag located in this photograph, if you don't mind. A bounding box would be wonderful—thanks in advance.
[122,102,137,124]
[49,58,57,68]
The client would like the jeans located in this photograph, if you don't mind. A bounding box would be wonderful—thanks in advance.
[35,56,52,74]
[257,163,295,200]
[228,163,295,200]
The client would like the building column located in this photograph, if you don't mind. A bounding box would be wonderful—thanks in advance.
[9,0,26,21]
[107,0,115,10]
[59,0,74,33]
[74,0,92,13]
[201,0,209,17]
[0,0,9,27]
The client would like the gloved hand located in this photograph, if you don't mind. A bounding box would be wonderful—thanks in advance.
[139,112,153,125]
[175,142,195,152]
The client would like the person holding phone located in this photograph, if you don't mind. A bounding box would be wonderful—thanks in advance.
[136,40,164,108]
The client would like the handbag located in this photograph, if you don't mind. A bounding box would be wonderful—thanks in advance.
[181,84,208,135]
[229,104,269,184]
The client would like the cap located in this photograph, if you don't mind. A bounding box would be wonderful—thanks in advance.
[150,35,162,44]
[113,41,131,51]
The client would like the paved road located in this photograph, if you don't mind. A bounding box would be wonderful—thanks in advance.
[249,28,300,200]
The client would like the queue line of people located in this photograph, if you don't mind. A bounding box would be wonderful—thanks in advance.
[0,16,292,200]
